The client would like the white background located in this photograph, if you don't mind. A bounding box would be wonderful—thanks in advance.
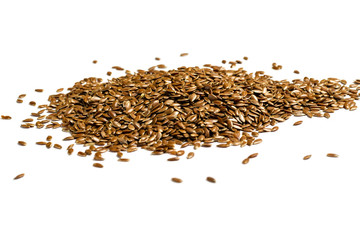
[1,0,360,239]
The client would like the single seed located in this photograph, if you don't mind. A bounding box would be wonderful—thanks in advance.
[107,71,112,76]
[180,53,188,57]
[77,151,86,157]
[85,149,92,155]
[17,99,23,103]
[187,152,195,159]
[18,94,26,98]
[294,70,300,74]
[46,142,52,149]
[18,141,27,146]
[67,144,74,150]
[22,118,33,122]
[293,121,303,126]
[29,101,36,106]
[176,150,185,156]
[67,148,74,155]
[171,177,182,183]
[217,143,230,148]
[155,57,160,61]
[36,141,47,145]
[157,64,166,69]
[303,155,312,160]
[14,173,25,180]
[46,135,52,141]
[1,115,12,120]
[242,158,250,164]
[63,136,74,141]
[93,60,97,64]
[327,153,339,158]
[243,56,248,60]
[222,60,226,64]
[252,139,262,145]
[118,158,130,162]
[56,88,64,93]
[167,157,180,161]
[93,163,103,168]
[53,144,62,149]
[248,153,258,159]
[206,177,216,183]
[35,89,43,92]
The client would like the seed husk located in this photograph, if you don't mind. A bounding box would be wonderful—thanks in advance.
[187,152,195,159]
[293,121,303,126]
[206,176,216,183]
[18,141,27,146]
[167,157,180,161]
[242,158,250,164]
[171,177,182,183]
[14,173,25,180]
[93,163,103,168]
[327,153,339,158]
[54,144,62,149]
[303,155,312,160]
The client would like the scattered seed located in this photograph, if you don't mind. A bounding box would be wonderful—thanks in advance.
[176,150,185,156]
[17,99,23,103]
[18,141,27,146]
[294,70,300,74]
[46,135,52,141]
[22,118,33,122]
[180,53,188,57]
[18,94,26,99]
[56,88,64,93]
[36,141,47,145]
[303,155,312,160]
[77,151,86,157]
[93,60,97,64]
[327,153,339,158]
[157,64,166,69]
[206,177,216,183]
[93,163,103,168]
[242,158,250,164]
[171,177,182,183]
[155,57,160,61]
[252,139,262,145]
[167,157,180,161]
[107,71,112,76]
[46,142,52,149]
[248,153,258,159]
[1,115,12,120]
[187,152,195,159]
[14,173,25,180]
[243,56,248,60]
[67,148,74,155]
[118,158,130,162]
[29,101,36,106]
[35,89,43,92]
[293,121,303,126]
[54,144,62,149]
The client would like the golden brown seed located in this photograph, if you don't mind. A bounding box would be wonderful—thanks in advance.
[252,139,262,145]
[1,115,12,120]
[222,60,226,64]
[187,152,195,159]
[36,141,47,145]
[85,149,92,155]
[17,99,23,103]
[107,71,112,76]
[92,60,97,64]
[18,94,26,98]
[243,56,248,60]
[176,150,185,156]
[271,126,279,132]
[46,142,52,149]
[14,173,25,180]
[206,177,216,183]
[327,153,339,158]
[117,152,123,158]
[18,141,27,146]
[54,144,62,149]
[217,143,230,148]
[293,120,303,126]
[56,88,64,93]
[67,148,74,155]
[155,57,160,61]
[29,101,36,106]
[67,144,74,150]
[35,89,43,92]
[63,136,74,141]
[294,70,300,74]
[180,53,188,57]
[171,178,182,183]
[248,153,258,159]
[118,158,130,162]
[93,163,103,168]
[94,152,104,161]
[157,64,166,69]
[22,118,33,122]
[77,151,86,157]
[303,155,312,160]
[167,157,180,161]
[46,135,52,141]
[242,158,250,164]
[202,143,212,148]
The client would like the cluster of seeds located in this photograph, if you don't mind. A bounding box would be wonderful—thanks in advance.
[272,62,283,70]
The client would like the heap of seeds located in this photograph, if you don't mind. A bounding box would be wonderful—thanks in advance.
[16,63,360,162]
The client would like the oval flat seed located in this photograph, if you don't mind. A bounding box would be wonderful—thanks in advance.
[14,173,25,180]
[206,177,216,183]
[176,150,185,156]
[303,155,312,160]
[167,157,180,161]
[248,153,258,159]
[242,158,250,164]
[171,178,182,183]
[53,144,62,149]
[186,152,195,159]
[36,141,47,145]
[293,120,303,126]
[118,158,130,162]
[327,153,339,158]
[93,163,103,168]
[18,141,27,146]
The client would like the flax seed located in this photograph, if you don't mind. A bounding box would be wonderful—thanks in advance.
[155,57,160,61]
[167,157,179,161]
[106,71,112,76]
[46,135,52,141]
[54,144,62,149]
[171,178,182,183]
[93,60,97,64]
[303,155,312,160]
[18,141,27,146]
[293,121,303,126]
[206,177,216,183]
[35,89,43,92]
[294,70,300,74]
[248,153,258,159]
[29,101,36,106]
[1,115,12,120]
[242,158,250,164]
[17,99,23,103]
[46,142,52,149]
[176,150,185,156]
[180,53,188,57]
[56,88,64,93]
[14,173,25,180]
[93,163,103,168]
[118,158,130,162]
[327,153,339,158]
[187,152,194,159]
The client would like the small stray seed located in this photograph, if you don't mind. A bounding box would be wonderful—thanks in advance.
[36,141,47,145]
[327,153,339,158]
[93,163,103,168]
[46,135,52,141]
[18,94,26,98]
[242,158,250,164]
[206,176,216,183]
[67,148,74,155]
[92,60,97,64]
[17,99,23,103]
[293,120,303,126]
[22,118,33,122]
[35,89,43,92]
[243,56,248,60]
[187,152,195,159]
[53,144,62,149]
[18,141,27,146]
[252,139,262,145]
[167,157,180,161]
[180,53,188,57]
[56,88,64,93]
[176,150,185,156]
[118,158,130,162]
[29,101,36,106]
[171,177,182,183]
[107,71,112,76]
[155,57,160,61]
[303,155,312,160]
[63,136,74,141]
[248,153,258,159]
[14,173,25,180]
[1,115,12,120]
[157,64,166,69]
[46,142,52,149]
[77,151,86,157]
[294,70,300,74]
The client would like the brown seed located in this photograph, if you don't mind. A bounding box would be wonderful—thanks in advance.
[18,141,27,146]
[180,53,188,57]
[94,152,104,161]
[243,56,248,60]
[56,88,64,93]
[17,99,23,103]
[67,144,74,150]
[118,158,130,162]
[187,152,195,159]
[22,118,34,122]
[36,141,47,145]
[294,70,300,74]
[242,158,250,164]
[18,94,26,98]
[63,136,74,141]
[77,151,86,157]
[67,148,74,155]
[85,149,92,155]
[29,101,36,106]
[252,139,262,145]
[176,150,185,156]
[14,173,25,180]
[303,155,312,160]
[35,89,43,92]
[46,142,52,149]
[107,71,112,76]
[248,153,258,159]
[53,144,62,149]
[217,143,230,148]
[206,176,216,183]
[293,120,303,126]
[222,60,226,64]
[1,115,12,120]
[157,64,166,69]
[271,126,279,132]
[46,135,52,141]
[93,163,103,168]
[93,60,97,64]
[171,177,182,183]
[155,57,160,61]
[327,153,339,158]
[167,157,180,161]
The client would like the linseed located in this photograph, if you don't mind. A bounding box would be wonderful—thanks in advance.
[155,57,160,61]
[29,101,36,106]
[106,71,112,76]
[303,155,312,160]
[327,153,339,158]
[248,153,258,159]
[206,177,216,183]
[186,152,195,159]
[171,178,182,183]
[18,141,27,146]
[1,115,12,120]
[93,163,103,168]
[35,89,43,92]
[54,144,62,149]
[14,173,25,180]
[167,157,180,161]
[46,135,52,141]
[93,60,97,64]
[242,158,250,164]
[118,158,130,162]
[293,121,303,126]
[180,53,188,57]
[294,70,300,74]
